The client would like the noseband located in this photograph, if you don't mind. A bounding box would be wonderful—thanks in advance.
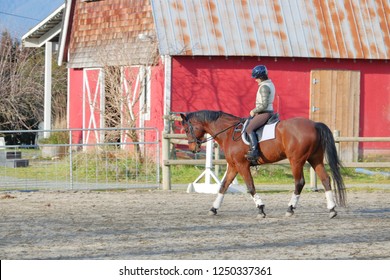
[185,120,204,146]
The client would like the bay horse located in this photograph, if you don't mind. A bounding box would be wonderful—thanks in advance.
[180,110,346,219]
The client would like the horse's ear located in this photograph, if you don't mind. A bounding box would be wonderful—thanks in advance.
[180,113,187,122]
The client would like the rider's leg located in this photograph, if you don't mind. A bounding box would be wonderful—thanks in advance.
[245,113,271,161]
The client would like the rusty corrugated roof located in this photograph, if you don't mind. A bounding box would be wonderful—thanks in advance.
[151,0,390,60]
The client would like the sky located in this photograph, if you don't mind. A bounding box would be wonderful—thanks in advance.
[0,0,64,40]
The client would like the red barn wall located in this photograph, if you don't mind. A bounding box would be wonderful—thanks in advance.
[171,56,390,152]
[68,68,84,144]
[145,62,165,140]
[67,56,389,154]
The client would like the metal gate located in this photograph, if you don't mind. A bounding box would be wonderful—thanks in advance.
[0,127,160,190]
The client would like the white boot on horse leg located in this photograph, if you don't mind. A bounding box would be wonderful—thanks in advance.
[253,193,266,218]
[210,193,224,215]
[286,193,300,217]
[325,190,337,218]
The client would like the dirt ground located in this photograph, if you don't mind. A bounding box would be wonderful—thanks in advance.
[1,189,389,260]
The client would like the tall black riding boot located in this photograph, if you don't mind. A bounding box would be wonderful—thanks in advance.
[246,132,260,162]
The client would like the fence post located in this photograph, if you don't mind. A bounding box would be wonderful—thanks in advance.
[69,131,73,190]
[214,143,220,177]
[162,132,171,190]
[310,167,318,191]
[333,130,340,156]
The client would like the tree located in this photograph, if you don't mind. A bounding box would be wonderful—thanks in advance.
[0,30,43,130]
[0,30,67,131]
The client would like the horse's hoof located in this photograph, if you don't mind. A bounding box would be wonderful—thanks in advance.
[285,205,295,217]
[257,205,266,218]
[329,208,337,219]
[256,213,266,219]
[285,211,294,217]
[209,207,217,216]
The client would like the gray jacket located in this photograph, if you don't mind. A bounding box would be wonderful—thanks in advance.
[251,79,275,115]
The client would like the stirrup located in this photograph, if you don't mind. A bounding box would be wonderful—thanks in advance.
[245,152,259,163]
[246,149,259,158]
[246,149,260,166]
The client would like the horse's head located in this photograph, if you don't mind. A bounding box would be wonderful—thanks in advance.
[180,113,205,153]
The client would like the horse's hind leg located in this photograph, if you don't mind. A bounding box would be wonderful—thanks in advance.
[309,159,337,218]
[286,161,306,217]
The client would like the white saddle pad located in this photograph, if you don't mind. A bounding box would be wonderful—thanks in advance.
[241,121,278,145]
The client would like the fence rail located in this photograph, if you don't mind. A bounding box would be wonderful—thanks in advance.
[0,127,160,191]
[333,134,390,168]
[162,132,390,190]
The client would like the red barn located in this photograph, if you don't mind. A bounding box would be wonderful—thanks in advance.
[59,0,390,160]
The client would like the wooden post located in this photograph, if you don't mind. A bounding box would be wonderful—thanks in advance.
[44,41,52,138]
[214,143,220,177]
[162,132,171,190]
[310,167,318,191]
[333,130,341,156]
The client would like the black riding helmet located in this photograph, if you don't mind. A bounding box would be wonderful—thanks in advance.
[251,65,268,80]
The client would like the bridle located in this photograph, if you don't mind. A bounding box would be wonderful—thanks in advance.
[185,119,242,146]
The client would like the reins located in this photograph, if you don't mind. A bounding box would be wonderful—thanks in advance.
[187,119,244,145]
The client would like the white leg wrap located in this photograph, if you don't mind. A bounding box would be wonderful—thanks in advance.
[252,193,264,207]
[325,190,336,210]
[212,193,224,209]
[288,194,300,208]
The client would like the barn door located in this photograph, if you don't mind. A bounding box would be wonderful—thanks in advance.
[310,70,360,162]
[83,68,104,145]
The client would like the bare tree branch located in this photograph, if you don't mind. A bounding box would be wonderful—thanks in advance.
[0,30,67,131]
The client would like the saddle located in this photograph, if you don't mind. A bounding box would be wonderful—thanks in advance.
[240,113,280,144]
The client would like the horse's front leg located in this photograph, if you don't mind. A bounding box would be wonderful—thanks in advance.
[239,165,266,218]
[209,167,237,215]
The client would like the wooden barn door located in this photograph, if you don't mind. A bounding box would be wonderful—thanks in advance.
[310,70,360,162]
[83,68,104,145]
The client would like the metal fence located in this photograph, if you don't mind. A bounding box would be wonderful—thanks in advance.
[0,128,160,191]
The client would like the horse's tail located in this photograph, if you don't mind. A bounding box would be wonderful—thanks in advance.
[315,122,347,207]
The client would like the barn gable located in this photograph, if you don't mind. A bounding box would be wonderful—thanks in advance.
[61,0,157,68]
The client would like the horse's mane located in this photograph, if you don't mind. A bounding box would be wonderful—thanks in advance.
[186,110,240,123]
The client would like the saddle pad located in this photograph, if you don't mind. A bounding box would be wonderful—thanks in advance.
[241,121,278,145]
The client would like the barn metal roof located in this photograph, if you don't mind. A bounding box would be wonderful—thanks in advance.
[151,0,390,60]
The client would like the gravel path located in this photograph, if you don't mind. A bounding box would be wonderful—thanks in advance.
[1,189,389,260]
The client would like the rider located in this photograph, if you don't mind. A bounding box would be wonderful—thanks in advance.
[245,65,275,161]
